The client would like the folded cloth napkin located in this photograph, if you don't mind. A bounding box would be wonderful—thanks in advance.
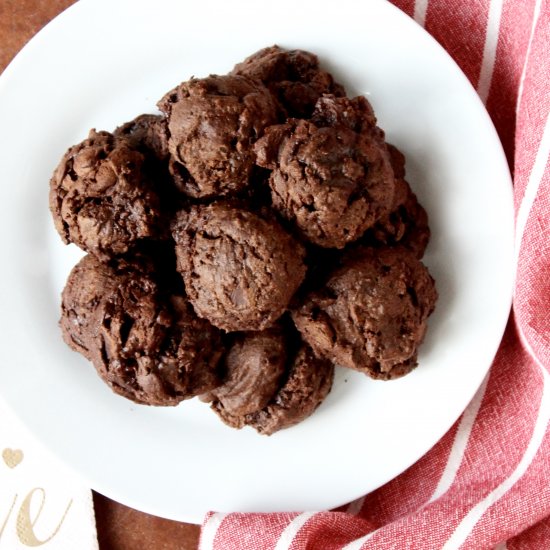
[0,398,98,550]
[199,0,550,548]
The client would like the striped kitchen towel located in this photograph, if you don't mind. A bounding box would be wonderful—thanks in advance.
[199,0,550,548]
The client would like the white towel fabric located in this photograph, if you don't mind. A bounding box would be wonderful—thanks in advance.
[0,399,98,549]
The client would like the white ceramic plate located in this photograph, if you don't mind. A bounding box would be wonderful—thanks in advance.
[0,0,514,523]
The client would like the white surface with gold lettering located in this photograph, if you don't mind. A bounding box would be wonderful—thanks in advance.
[0,399,98,549]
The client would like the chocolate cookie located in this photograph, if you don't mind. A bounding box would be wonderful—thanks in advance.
[49,130,163,261]
[232,45,345,118]
[243,343,334,435]
[158,74,278,198]
[292,246,437,379]
[255,95,395,249]
[311,94,378,134]
[61,254,223,405]
[114,114,185,222]
[113,114,169,162]
[60,254,103,361]
[362,144,430,258]
[203,325,288,419]
[206,325,334,435]
[171,201,307,332]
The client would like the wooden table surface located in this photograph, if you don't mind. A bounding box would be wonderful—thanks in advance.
[0,1,201,548]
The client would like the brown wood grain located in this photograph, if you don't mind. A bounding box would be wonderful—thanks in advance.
[94,493,200,550]
[0,1,201,548]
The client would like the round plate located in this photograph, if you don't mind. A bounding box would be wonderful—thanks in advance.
[0,0,514,523]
